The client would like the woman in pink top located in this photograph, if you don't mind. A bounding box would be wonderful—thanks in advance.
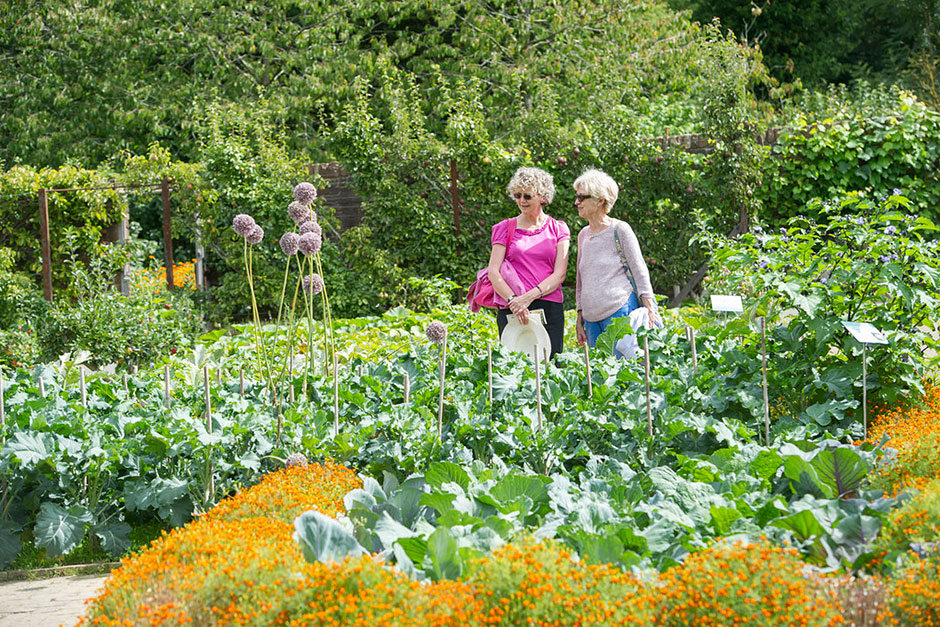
[487,167,570,357]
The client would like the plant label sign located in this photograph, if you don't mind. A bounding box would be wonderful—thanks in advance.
[710,294,743,313]
[841,321,888,345]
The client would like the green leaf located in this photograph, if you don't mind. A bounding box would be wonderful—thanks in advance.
[3,432,51,466]
[0,521,22,568]
[811,448,868,498]
[92,522,132,557]
[425,462,470,491]
[425,526,462,581]
[710,506,743,535]
[771,509,826,542]
[293,510,366,564]
[750,450,783,483]
[34,502,92,558]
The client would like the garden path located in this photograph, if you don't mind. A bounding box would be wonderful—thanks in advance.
[0,574,106,627]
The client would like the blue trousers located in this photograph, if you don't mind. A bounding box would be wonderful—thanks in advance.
[584,293,639,348]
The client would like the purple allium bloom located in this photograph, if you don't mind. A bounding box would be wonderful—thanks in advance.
[293,182,317,205]
[893,188,902,196]
[884,225,897,235]
[302,273,324,295]
[779,227,787,234]
[246,224,264,245]
[232,214,256,237]
[298,231,322,255]
[426,321,447,345]
[752,225,763,234]
[288,201,313,225]
[852,216,865,225]
[820,277,828,285]
[879,255,891,264]
[758,260,769,269]
[299,221,322,237]
[280,232,300,256]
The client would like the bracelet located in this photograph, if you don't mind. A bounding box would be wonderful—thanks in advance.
[536,285,544,298]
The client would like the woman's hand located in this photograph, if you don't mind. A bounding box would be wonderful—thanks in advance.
[576,315,587,346]
[509,290,538,324]
[645,305,659,327]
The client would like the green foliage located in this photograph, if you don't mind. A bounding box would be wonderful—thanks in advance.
[0,164,125,290]
[0,0,701,168]
[34,242,203,368]
[190,99,326,324]
[761,92,940,225]
[706,191,940,424]
[876,477,940,560]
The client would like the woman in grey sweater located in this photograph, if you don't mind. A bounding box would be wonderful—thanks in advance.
[574,169,659,348]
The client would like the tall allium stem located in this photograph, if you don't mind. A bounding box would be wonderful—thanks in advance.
[313,252,336,377]
[244,240,274,404]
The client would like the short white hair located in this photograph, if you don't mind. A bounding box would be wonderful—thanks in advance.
[573,169,618,214]
[507,167,555,205]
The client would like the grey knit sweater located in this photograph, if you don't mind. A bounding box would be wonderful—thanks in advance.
[575,219,654,322]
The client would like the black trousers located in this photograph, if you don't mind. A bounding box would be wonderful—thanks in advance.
[496,299,565,358]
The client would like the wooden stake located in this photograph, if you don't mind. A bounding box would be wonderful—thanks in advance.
[79,366,87,408]
[289,356,295,404]
[644,336,653,437]
[487,345,493,406]
[239,369,245,398]
[403,373,410,403]
[0,367,5,440]
[437,336,447,440]
[122,373,128,395]
[583,343,593,397]
[38,375,45,398]
[688,326,698,374]
[203,365,211,428]
[164,365,171,409]
[761,317,770,445]
[333,353,339,438]
[533,344,543,432]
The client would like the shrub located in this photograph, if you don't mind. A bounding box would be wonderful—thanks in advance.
[655,539,844,627]
[875,477,940,567]
[34,243,203,368]
[888,556,940,627]
[464,537,656,626]
[706,193,940,433]
[868,383,940,495]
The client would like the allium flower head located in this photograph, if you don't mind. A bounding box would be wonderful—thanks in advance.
[280,232,300,256]
[884,225,897,235]
[299,221,322,237]
[288,201,313,225]
[893,188,902,196]
[293,182,317,205]
[285,453,308,468]
[303,273,324,295]
[232,214,256,236]
[246,224,264,245]
[879,254,891,264]
[426,321,447,345]
[298,231,322,255]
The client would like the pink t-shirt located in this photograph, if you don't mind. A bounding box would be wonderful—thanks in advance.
[491,216,570,303]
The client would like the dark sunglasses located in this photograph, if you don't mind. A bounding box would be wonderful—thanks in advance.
[575,193,593,203]
[513,192,535,201]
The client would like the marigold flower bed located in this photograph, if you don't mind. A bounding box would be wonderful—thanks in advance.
[80,461,856,627]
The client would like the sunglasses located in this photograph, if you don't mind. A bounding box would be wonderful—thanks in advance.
[513,192,535,201]
[575,193,593,203]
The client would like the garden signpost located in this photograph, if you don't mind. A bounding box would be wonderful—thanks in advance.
[841,321,889,439]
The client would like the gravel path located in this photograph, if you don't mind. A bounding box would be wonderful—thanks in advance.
[0,574,107,627]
